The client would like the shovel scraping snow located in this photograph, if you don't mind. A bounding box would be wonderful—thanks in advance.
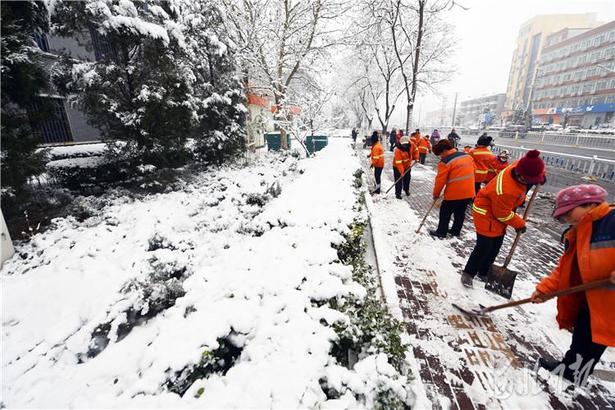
[454,277,612,317]
[485,186,540,299]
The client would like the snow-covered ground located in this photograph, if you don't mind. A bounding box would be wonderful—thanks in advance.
[2,140,411,408]
[362,154,615,408]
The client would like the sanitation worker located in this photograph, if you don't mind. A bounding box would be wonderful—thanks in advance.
[368,131,385,194]
[461,150,545,287]
[393,135,413,199]
[531,184,615,386]
[469,135,499,194]
[485,149,510,183]
[429,140,476,238]
[418,135,432,164]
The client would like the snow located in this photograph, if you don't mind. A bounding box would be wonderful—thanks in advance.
[2,139,406,408]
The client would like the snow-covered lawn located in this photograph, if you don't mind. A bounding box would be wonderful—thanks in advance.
[2,139,412,408]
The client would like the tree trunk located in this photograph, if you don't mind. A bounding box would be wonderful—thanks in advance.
[407,0,425,133]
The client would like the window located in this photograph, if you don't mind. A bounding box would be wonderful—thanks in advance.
[596,80,608,91]
[33,32,49,52]
[27,97,73,144]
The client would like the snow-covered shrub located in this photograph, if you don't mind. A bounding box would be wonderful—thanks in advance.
[323,169,412,409]
[166,335,243,397]
[86,236,190,359]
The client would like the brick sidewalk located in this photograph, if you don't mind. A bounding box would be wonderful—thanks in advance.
[360,148,615,409]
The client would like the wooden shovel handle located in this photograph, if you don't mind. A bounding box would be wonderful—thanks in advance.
[502,185,540,268]
[384,160,418,195]
[416,198,439,233]
[485,278,612,313]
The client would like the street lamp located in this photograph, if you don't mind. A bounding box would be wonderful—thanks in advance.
[525,66,544,128]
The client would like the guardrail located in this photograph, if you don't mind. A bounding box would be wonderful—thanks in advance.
[425,126,615,151]
[492,144,615,183]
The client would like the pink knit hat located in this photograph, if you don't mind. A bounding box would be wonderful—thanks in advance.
[553,184,608,219]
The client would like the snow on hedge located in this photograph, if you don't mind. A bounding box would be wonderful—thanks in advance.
[2,139,411,408]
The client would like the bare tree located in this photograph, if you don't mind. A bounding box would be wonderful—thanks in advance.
[359,0,458,133]
[221,0,350,149]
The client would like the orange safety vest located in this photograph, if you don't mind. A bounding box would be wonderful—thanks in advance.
[471,164,526,237]
[537,203,615,346]
[418,137,431,154]
[393,147,411,175]
[370,142,385,168]
[469,146,498,183]
[433,149,476,200]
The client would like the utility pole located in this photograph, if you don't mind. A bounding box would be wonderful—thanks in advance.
[451,92,458,127]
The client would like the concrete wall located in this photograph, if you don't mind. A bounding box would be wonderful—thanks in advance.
[65,103,102,142]
[1,211,15,267]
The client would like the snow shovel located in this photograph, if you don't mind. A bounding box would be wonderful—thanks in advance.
[485,186,540,299]
[416,198,440,233]
[383,161,417,196]
[453,277,612,317]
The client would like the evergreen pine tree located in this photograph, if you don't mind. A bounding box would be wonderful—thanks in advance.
[176,0,246,164]
[1,1,51,200]
[51,1,196,168]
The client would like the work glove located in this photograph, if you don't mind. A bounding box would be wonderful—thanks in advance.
[516,226,527,234]
[530,290,549,303]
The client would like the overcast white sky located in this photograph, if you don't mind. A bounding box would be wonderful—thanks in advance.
[400,0,615,125]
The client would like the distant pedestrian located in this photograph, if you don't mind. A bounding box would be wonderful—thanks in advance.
[368,131,385,194]
[393,135,412,199]
[461,150,545,288]
[418,135,431,164]
[389,128,397,152]
[447,128,461,148]
[429,140,475,238]
[532,184,615,386]
[430,129,441,146]
[351,128,358,144]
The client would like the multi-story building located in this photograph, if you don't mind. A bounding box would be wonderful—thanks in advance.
[531,21,615,127]
[503,13,599,119]
[458,93,506,127]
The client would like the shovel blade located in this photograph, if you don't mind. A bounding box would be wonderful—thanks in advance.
[452,303,485,317]
[485,264,518,299]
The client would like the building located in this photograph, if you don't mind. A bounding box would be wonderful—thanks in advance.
[458,94,506,127]
[531,21,615,128]
[32,31,104,144]
[503,13,599,119]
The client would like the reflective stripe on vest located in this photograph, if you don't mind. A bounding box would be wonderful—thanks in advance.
[496,165,513,195]
[472,151,492,155]
[475,170,489,174]
[448,174,473,184]
[472,204,487,215]
[497,211,515,222]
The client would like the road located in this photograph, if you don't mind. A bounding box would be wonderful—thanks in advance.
[457,134,615,161]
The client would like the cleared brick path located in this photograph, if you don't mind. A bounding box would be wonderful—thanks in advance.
[359,144,615,409]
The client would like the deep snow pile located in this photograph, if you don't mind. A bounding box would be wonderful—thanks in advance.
[2,139,412,408]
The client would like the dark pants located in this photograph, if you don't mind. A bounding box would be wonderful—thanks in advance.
[389,141,395,152]
[373,167,383,193]
[419,153,427,164]
[559,305,607,385]
[435,199,471,236]
[463,234,505,278]
[393,168,411,198]
[475,182,482,195]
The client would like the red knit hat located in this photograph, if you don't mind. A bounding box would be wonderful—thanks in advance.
[552,184,607,219]
[515,150,545,184]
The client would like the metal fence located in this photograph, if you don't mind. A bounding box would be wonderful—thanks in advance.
[430,126,615,151]
[496,131,615,151]
[492,144,615,183]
